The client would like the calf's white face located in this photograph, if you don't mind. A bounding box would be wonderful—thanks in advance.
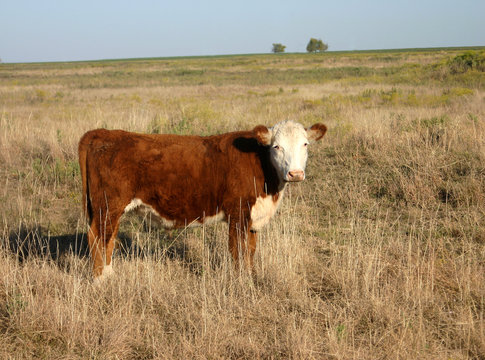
[254,120,327,182]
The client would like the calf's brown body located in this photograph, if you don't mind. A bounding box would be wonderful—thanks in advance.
[79,123,326,278]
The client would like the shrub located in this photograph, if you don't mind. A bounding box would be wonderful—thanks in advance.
[306,38,328,53]
[447,51,485,74]
[272,43,286,53]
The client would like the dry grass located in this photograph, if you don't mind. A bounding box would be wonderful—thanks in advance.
[0,49,484,359]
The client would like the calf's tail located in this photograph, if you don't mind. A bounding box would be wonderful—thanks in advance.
[78,134,93,224]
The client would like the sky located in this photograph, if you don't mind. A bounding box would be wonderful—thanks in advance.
[1,0,484,63]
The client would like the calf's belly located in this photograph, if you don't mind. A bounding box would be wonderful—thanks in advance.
[124,198,225,229]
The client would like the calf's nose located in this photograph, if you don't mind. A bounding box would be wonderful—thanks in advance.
[287,169,305,182]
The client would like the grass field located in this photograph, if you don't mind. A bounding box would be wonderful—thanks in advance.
[1,47,484,359]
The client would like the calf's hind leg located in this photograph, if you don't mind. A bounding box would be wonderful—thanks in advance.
[87,220,104,278]
[87,211,121,280]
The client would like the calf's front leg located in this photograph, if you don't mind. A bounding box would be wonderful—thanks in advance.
[228,220,258,270]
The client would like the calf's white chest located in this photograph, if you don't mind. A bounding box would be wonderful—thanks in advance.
[250,190,284,231]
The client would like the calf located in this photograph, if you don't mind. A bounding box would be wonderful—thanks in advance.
[78,120,326,279]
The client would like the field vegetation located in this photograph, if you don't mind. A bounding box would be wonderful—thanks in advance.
[0,47,484,358]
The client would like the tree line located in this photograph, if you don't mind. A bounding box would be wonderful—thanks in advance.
[272,38,328,54]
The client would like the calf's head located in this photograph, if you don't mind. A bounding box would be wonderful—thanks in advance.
[254,120,327,182]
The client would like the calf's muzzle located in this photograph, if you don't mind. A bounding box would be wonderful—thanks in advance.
[286,169,305,182]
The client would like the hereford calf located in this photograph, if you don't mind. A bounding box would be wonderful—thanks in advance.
[78,120,326,280]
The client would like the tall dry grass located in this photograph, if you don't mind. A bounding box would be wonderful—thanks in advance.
[0,50,484,358]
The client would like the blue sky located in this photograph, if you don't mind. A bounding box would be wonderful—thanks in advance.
[1,0,484,63]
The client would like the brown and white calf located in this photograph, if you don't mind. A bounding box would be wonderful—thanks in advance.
[78,120,327,279]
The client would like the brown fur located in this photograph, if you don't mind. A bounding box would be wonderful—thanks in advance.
[78,125,324,277]
[307,123,327,142]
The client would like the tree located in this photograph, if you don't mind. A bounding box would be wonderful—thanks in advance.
[306,38,328,53]
[316,39,328,52]
[272,43,286,53]
[306,38,318,53]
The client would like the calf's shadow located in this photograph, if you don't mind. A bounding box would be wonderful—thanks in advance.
[6,225,205,274]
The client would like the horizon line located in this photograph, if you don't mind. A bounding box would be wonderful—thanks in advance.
[2,45,484,65]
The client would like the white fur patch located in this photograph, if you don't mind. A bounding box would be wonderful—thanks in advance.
[250,190,285,231]
[93,264,114,286]
[181,211,226,228]
[103,264,114,276]
[124,198,176,228]
[124,198,143,212]
[124,198,226,228]
[201,211,226,225]
[268,120,309,182]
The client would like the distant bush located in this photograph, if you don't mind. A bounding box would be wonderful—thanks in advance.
[272,43,286,53]
[306,38,328,53]
[447,51,485,73]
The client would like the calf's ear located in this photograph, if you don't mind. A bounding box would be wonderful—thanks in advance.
[253,125,273,146]
[306,123,327,142]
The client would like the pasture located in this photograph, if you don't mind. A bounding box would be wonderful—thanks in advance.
[0,48,484,358]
